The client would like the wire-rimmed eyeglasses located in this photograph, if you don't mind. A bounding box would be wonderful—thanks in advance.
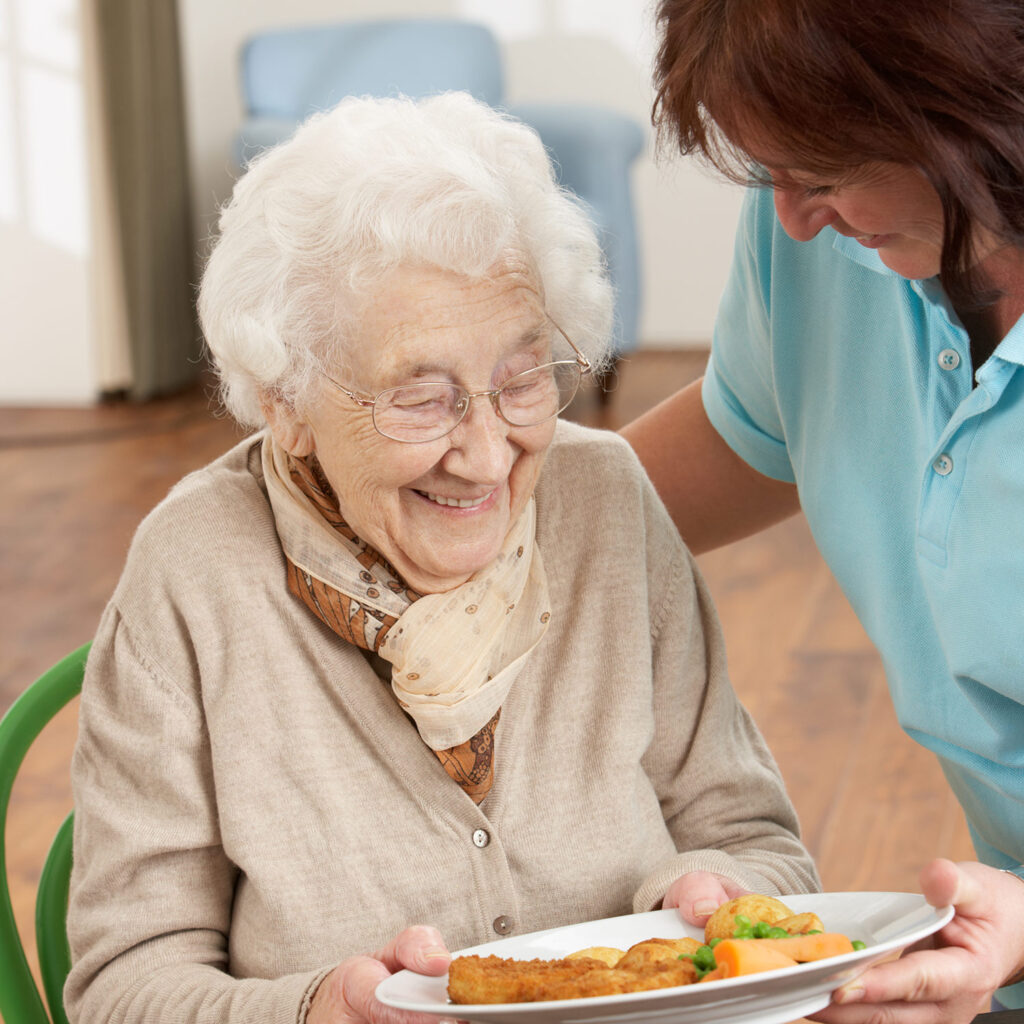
[321,319,592,443]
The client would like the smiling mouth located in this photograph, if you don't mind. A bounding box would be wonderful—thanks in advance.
[419,490,492,509]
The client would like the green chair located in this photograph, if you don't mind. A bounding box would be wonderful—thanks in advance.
[0,643,89,1024]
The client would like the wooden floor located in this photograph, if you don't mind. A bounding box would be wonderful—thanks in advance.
[1,349,972,991]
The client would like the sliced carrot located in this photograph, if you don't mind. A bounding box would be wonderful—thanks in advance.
[705,934,856,982]
[711,939,799,978]
[697,965,728,983]
[750,933,855,962]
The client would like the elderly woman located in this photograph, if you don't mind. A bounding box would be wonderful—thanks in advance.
[65,92,816,1024]
[623,0,1024,1019]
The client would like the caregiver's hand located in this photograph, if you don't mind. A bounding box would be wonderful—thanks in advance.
[662,870,752,929]
[815,859,1024,1024]
[308,924,452,1024]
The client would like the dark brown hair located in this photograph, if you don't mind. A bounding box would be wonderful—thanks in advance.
[653,0,1024,305]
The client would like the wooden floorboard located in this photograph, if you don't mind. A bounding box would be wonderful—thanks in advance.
[0,350,971,994]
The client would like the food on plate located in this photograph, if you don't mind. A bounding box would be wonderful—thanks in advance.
[774,912,825,935]
[446,894,865,1004]
[446,953,698,1003]
[698,933,855,982]
[565,946,626,967]
[740,932,856,963]
[704,894,793,941]
[615,937,703,970]
[699,938,803,981]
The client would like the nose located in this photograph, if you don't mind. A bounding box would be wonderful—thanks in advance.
[443,393,515,482]
[773,187,836,242]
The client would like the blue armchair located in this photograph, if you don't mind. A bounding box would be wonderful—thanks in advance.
[233,19,644,367]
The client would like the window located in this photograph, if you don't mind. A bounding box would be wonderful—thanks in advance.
[0,0,88,255]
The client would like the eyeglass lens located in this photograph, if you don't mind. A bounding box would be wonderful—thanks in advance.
[373,361,582,442]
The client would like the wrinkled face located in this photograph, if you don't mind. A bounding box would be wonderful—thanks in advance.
[767,161,948,279]
[270,264,557,594]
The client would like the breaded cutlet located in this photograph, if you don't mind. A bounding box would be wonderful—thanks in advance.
[447,954,698,1004]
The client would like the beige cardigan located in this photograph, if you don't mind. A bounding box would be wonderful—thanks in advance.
[66,421,818,1024]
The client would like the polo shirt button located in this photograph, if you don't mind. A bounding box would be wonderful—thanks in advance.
[493,915,514,935]
[938,348,961,370]
[932,453,954,476]
[472,828,490,848]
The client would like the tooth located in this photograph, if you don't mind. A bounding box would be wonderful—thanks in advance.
[424,491,486,508]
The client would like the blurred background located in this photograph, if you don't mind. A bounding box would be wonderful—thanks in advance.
[1,0,745,405]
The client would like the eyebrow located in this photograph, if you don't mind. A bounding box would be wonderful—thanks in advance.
[391,321,550,382]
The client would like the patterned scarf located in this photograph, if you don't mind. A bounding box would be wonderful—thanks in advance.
[260,435,551,803]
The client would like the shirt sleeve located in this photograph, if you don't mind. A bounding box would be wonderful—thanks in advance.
[64,605,330,1024]
[701,187,797,484]
[631,482,820,911]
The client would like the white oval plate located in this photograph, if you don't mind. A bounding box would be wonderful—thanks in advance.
[376,892,953,1024]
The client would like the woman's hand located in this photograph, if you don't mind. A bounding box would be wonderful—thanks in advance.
[661,870,752,929]
[815,859,1024,1024]
[308,924,452,1024]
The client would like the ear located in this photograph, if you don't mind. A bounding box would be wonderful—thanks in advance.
[259,392,316,457]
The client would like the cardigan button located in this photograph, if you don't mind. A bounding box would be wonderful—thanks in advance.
[472,828,490,848]
[492,915,514,935]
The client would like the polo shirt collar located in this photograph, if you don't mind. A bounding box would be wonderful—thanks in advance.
[995,316,1024,365]
[831,230,899,275]
[831,229,1024,366]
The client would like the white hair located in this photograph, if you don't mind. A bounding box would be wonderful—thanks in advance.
[198,91,615,426]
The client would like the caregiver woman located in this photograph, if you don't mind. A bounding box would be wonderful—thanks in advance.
[64,93,817,1024]
[623,0,1024,1020]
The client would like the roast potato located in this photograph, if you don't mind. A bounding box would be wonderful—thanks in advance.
[615,937,703,970]
[704,894,793,942]
[566,946,625,967]
[775,912,824,935]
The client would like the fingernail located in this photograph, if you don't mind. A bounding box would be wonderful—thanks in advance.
[424,945,451,961]
[834,982,865,1004]
[693,899,717,917]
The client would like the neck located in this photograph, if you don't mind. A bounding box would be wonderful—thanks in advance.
[954,246,1024,368]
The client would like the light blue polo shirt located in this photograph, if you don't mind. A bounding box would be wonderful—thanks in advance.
[704,187,1024,1001]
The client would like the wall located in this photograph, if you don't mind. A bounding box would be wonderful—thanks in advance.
[0,0,746,404]
[0,0,97,403]
[178,0,745,348]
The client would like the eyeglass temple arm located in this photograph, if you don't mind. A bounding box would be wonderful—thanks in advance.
[323,376,375,408]
[549,318,592,372]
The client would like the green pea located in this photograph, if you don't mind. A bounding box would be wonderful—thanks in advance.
[697,946,717,969]
[852,940,866,951]
[682,944,718,978]
[767,927,790,939]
